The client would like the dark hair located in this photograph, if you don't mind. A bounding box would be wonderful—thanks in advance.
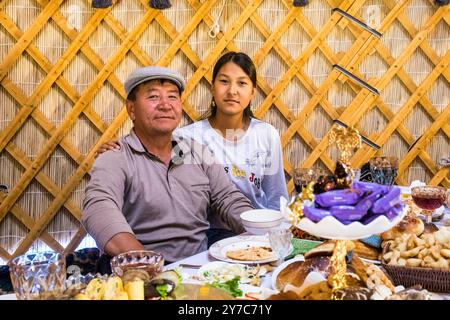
[126,79,181,101]
[206,51,256,119]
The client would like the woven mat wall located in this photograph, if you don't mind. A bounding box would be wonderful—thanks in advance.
[0,0,448,263]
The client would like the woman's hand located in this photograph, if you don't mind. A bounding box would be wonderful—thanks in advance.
[95,141,121,158]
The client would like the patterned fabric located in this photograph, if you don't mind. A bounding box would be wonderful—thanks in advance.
[65,247,100,276]
[0,265,13,294]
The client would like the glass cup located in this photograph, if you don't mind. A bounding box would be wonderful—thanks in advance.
[293,168,325,193]
[8,252,66,300]
[349,168,361,182]
[110,250,164,278]
[268,229,293,266]
[369,156,398,185]
[411,186,447,227]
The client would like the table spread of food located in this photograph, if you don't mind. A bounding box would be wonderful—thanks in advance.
[2,126,449,301]
[2,177,448,301]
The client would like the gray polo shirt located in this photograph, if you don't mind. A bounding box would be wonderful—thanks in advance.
[82,129,253,263]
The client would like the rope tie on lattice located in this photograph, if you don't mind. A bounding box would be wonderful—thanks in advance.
[208,0,228,39]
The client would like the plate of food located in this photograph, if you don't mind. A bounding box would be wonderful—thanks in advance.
[197,261,270,286]
[209,235,293,264]
[295,205,408,240]
[192,261,273,298]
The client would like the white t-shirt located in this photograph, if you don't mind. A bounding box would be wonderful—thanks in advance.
[175,118,288,212]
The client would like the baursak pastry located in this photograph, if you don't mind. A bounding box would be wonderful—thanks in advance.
[380,215,424,240]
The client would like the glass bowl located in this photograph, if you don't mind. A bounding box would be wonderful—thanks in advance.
[8,252,66,300]
[110,250,164,278]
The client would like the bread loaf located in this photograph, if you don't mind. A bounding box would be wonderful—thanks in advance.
[381,215,424,240]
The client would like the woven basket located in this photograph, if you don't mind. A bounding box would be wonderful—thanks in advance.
[382,264,450,293]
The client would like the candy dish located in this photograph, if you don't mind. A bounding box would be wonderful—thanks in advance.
[295,205,407,240]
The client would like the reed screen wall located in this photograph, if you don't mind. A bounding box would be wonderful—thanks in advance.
[0,0,448,263]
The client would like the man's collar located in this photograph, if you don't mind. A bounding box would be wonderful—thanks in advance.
[124,129,146,153]
[125,129,188,164]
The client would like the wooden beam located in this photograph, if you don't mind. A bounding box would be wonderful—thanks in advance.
[301,5,446,169]
[0,0,65,81]
[0,8,112,153]
[0,193,64,255]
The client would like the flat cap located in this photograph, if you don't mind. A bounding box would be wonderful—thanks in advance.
[124,66,185,96]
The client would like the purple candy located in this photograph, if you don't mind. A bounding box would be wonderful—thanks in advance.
[361,212,384,224]
[330,205,368,221]
[314,189,363,207]
[372,187,401,214]
[352,181,389,196]
[339,220,355,225]
[355,191,381,212]
[384,203,404,220]
[303,206,332,222]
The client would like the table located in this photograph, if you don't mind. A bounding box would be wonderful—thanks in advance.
[165,240,275,291]
[165,204,450,300]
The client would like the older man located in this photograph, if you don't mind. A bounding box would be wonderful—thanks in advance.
[82,66,253,266]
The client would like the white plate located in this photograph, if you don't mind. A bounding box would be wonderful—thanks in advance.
[195,261,269,297]
[0,293,17,300]
[271,255,305,290]
[209,235,293,264]
[295,205,408,240]
[198,261,269,283]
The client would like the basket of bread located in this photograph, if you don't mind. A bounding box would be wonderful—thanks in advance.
[380,218,450,293]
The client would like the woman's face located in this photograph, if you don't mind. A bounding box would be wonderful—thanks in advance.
[211,61,255,117]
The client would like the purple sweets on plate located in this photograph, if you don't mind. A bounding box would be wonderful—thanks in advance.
[384,202,404,220]
[314,189,363,207]
[354,191,381,212]
[372,187,401,214]
[352,181,389,196]
[329,205,368,221]
[360,212,384,224]
[303,206,332,222]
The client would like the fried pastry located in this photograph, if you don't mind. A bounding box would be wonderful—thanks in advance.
[350,255,394,291]
[381,215,424,240]
[225,246,273,261]
[353,241,381,261]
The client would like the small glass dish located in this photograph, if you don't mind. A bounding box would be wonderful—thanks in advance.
[8,252,66,300]
[110,250,164,278]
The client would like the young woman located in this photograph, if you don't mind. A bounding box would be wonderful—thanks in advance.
[97,52,288,245]
[177,51,288,211]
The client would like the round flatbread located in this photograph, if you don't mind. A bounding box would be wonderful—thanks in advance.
[225,246,273,261]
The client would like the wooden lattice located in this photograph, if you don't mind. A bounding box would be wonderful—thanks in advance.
[0,0,448,263]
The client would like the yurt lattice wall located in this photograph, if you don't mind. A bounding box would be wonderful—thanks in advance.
[0,0,448,263]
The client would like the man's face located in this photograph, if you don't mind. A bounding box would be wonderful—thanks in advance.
[126,80,182,136]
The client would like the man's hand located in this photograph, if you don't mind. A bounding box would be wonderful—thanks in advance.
[95,141,121,158]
